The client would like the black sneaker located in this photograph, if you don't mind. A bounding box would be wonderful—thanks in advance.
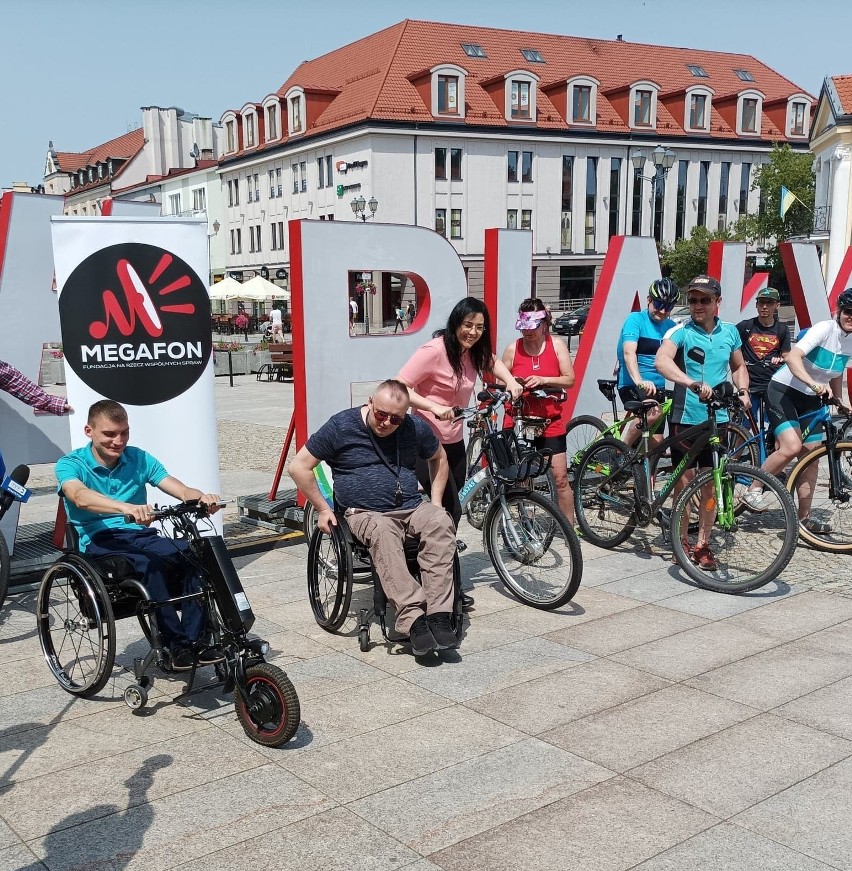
[170,645,194,671]
[197,645,225,665]
[408,615,437,656]
[461,592,475,610]
[427,613,460,650]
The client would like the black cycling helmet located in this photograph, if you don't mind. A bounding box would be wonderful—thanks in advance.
[648,277,680,306]
[837,288,852,310]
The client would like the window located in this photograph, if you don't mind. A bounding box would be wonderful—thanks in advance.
[718,161,730,229]
[461,43,486,58]
[277,168,282,197]
[437,75,459,114]
[245,114,256,147]
[520,48,544,63]
[269,170,276,197]
[267,104,278,139]
[226,121,235,151]
[450,148,462,181]
[325,156,332,187]
[507,209,518,230]
[585,157,597,252]
[608,158,621,239]
[735,69,754,82]
[97,164,103,179]
[435,147,447,180]
[739,162,751,214]
[249,225,256,253]
[168,193,181,216]
[741,97,758,133]
[687,64,708,78]
[450,208,462,239]
[271,223,277,250]
[573,85,591,123]
[634,89,652,126]
[255,225,262,253]
[230,229,236,255]
[435,208,447,237]
[520,209,532,230]
[192,188,206,212]
[511,80,531,119]
[561,155,573,252]
[631,165,642,236]
[233,179,239,206]
[228,180,234,207]
[290,97,302,133]
[675,160,688,240]
[791,101,807,136]
[697,161,709,227]
[277,221,284,246]
[689,93,707,129]
[292,163,299,194]
[653,166,666,243]
[507,151,519,182]
[87,168,93,182]
[559,265,595,305]
[317,157,325,188]
[300,161,307,192]
[235,228,242,254]
[521,151,533,183]
[247,175,254,203]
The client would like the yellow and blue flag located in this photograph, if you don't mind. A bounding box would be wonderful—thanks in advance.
[779,186,799,219]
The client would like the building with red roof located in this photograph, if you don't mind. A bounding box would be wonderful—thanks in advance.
[216,19,814,310]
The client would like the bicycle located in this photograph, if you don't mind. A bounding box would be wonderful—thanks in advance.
[464,384,562,530]
[573,381,798,593]
[457,387,582,609]
[777,394,852,553]
[0,452,32,611]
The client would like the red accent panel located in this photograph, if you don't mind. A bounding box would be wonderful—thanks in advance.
[406,272,431,328]
[780,243,813,329]
[706,242,724,282]
[100,198,113,216]
[0,192,13,288]
[289,219,307,451]
[483,228,499,350]
[566,235,624,419]
[741,272,770,309]
[828,246,852,308]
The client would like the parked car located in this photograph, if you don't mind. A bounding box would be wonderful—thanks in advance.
[553,304,590,336]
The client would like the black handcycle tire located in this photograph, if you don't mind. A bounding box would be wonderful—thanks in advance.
[235,661,301,747]
[0,531,9,612]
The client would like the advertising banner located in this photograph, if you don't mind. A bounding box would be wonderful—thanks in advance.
[52,217,221,517]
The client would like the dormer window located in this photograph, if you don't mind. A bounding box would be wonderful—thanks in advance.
[245,113,256,147]
[567,76,598,125]
[87,168,93,182]
[429,65,467,119]
[737,90,763,135]
[788,98,809,137]
[290,97,302,132]
[107,159,113,175]
[78,171,84,185]
[97,164,104,179]
[685,86,713,132]
[504,71,539,122]
[267,103,278,140]
[629,81,660,129]
[284,87,306,135]
[742,98,757,132]
[225,120,236,152]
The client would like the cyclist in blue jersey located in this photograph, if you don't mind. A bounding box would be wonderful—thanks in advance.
[616,277,680,446]
[742,288,852,532]
[656,275,749,570]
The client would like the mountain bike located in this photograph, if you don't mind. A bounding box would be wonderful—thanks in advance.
[457,388,582,609]
[573,381,798,593]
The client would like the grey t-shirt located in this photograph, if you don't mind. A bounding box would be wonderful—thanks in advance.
[306,407,438,511]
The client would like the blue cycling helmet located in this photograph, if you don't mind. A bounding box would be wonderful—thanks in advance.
[648,277,680,306]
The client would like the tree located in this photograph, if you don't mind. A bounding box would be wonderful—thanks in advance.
[659,225,745,288]
[736,143,815,272]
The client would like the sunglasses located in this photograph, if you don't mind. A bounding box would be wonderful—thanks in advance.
[651,299,675,311]
[371,407,405,425]
[687,296,715,306]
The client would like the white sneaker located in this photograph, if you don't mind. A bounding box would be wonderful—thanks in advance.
[741,490,768,512]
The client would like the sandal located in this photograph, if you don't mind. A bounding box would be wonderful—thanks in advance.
[691,545,718,571]
[801,517,832,535]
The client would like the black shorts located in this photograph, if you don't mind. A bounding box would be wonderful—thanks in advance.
[533,433,567,454]
[668,422,715,469]
[766,382,826,444]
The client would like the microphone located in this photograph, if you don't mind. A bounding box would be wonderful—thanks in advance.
[0,465,30,519]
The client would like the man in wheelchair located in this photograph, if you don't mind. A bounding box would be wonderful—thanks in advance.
[55,400,222,671]
[290,379,460,656]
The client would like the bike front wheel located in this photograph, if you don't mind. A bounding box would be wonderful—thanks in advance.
[670,463,797,593]
[785,440,852,553]
[483,490,582,609]
[565,415,607,484]
[573,438,637,547]
[464,429,491,530]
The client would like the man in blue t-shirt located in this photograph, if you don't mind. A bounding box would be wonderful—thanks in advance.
[616,277,679,446]
[55,400,222,670]
[655,275,749,571]
[289,379,458,657]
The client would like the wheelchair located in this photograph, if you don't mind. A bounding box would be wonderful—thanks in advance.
[35,500,300,748]
[306,509,464,653]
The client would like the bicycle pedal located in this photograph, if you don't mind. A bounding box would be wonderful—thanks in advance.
[455,539,468,553]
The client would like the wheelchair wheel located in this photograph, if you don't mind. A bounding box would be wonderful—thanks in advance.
[36,555,116,697]
[235,662,300,747]
[307,523,353,631]
[450,553,464,639]
[0,530,9,611]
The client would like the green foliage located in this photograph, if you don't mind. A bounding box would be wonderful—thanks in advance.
[737,143,815,272]
[659,225,745,289]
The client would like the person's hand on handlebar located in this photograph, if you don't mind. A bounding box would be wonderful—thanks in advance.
[431,403,457,421]
[198,493,222,514]
[689,381,714,401]
[506,376,524,401]
[518,374,550,390]
[124,503,156,525]
[317,506,337,533]
[636,379,658,398]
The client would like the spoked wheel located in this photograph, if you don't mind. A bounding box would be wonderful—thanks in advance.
[720,422,758,467]
[36,556,116,696]
[670,463,797,593]
[574,437,637,547]
[464,429,491,530]
[302,502,317,540]
[0,531,9,611]
[234,662,300,747]
[484,490,582,609]
[565,415,607,485]
[307,524,353,631]
[786,441,852,553]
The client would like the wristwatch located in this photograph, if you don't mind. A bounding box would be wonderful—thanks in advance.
[811,383,821,394]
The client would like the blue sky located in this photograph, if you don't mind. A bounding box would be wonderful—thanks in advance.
[2,0,849,187]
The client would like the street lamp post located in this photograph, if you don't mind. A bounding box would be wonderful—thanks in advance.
[207,219,221,285]
[631,146,675,240]
[350,195,379,222]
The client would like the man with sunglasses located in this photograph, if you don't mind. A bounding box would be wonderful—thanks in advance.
[289,379,459,657]
[656,275,749,570]
[742,289,852,532]
[615,277,680,446]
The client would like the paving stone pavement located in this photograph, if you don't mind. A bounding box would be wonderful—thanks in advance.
[2,376,852,870]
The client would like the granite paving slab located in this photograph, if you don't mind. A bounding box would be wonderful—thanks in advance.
[722,590,852,641]
[775,676,852,740]
[0,844,43,871]
[654,580,798,619]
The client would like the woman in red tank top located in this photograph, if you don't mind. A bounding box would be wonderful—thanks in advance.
[502,298,577,524]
